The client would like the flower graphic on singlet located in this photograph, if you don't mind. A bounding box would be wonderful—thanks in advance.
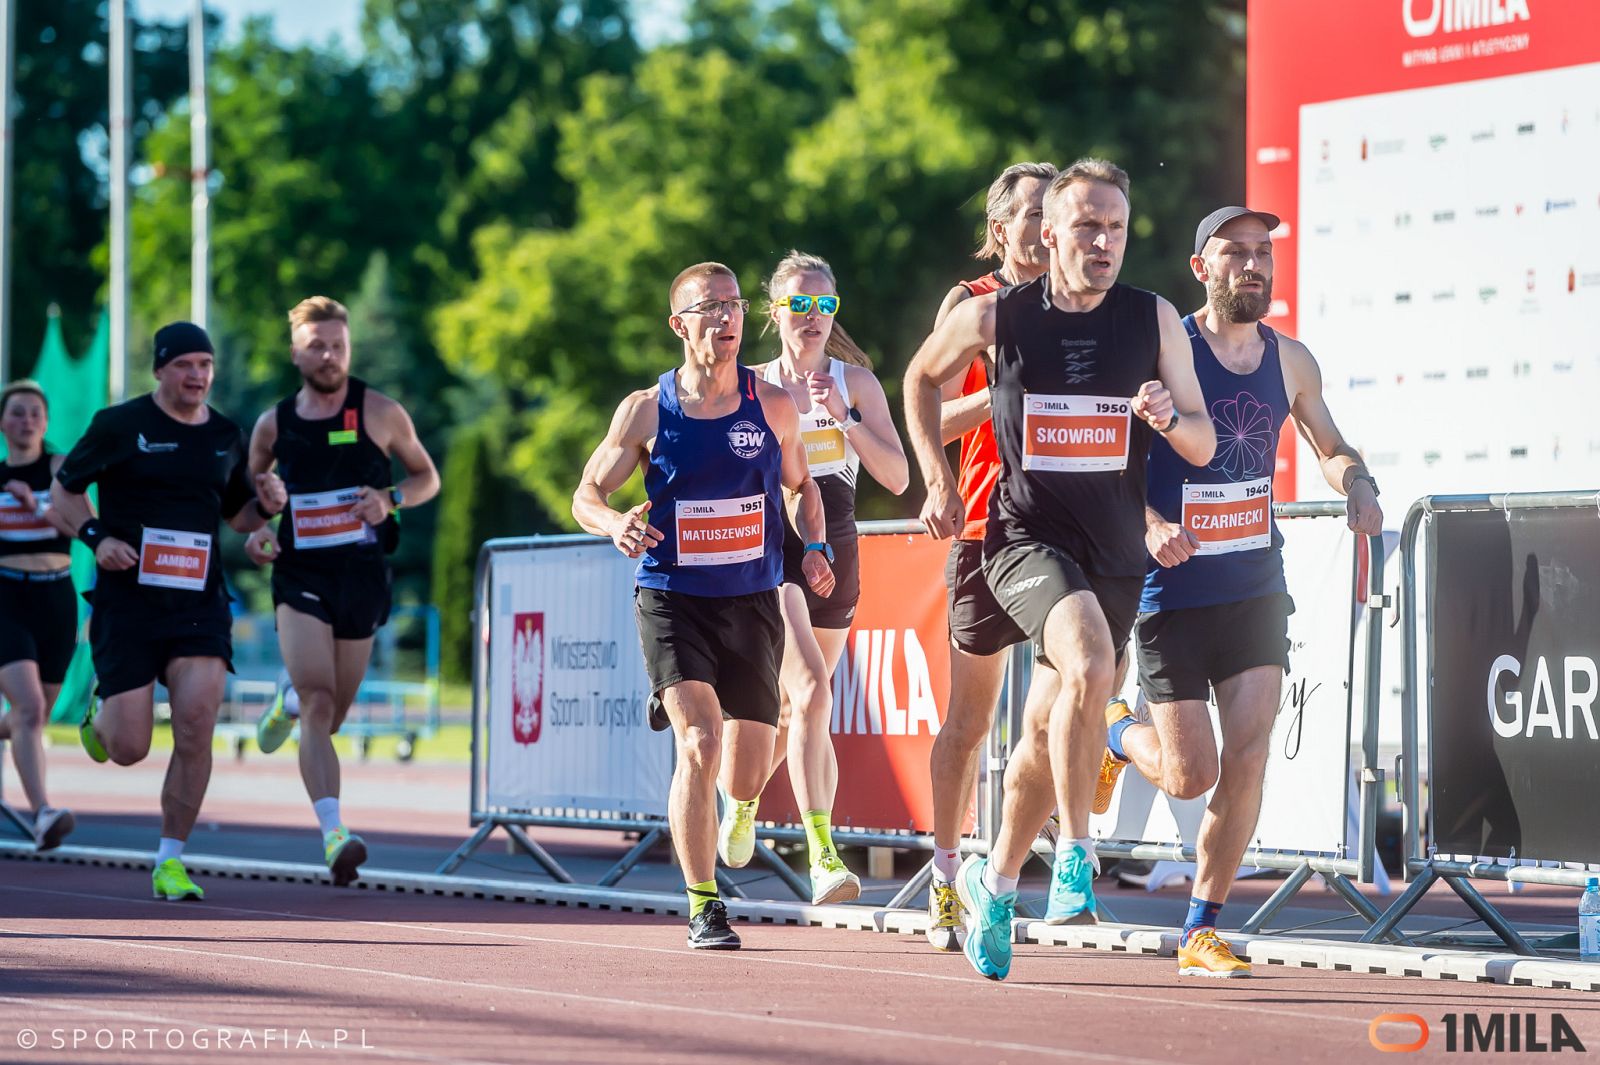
[1207,392,1276,480]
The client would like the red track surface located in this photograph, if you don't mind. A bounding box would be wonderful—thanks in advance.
[3,862,1597,1064]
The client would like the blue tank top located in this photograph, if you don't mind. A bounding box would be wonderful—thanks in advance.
[1141,315,1290,613]
[635,365,784,597]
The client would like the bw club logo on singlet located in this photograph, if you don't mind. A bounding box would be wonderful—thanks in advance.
[726,420,767,459]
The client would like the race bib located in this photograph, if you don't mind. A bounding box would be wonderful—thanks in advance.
[1022,394,1130,472]
[0,490,54,542]
[138,528,212,591]
[675,495,765,566]
[801,423,848,477]
[290,488,376,549]
[1182,478,1272,555]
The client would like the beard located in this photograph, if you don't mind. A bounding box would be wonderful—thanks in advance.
[1210,273,1273,323]
[303,365,347,394]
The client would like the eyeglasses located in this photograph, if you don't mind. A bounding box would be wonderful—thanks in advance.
[785,294,840,316]
[675,298,750,317]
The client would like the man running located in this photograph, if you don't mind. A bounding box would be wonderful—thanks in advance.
[53,322,284,899]
[905,159,1216,980]
[244,296,439,886]
[1098,207,1383,977]
[924,162,1057,950]
[0,380,78,850]
[573,262,833,950]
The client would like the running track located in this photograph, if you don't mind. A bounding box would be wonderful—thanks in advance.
[3,862,1597,1063]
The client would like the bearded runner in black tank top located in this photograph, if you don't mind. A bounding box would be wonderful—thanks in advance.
[981,276,1160,662]
[269,377,396,640]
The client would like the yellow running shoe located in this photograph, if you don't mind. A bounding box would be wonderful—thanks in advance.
[926,880,964,952]
[1093,697,1134,815]
[257,687,294,754]
[152,858,205,901]
[1178,928,1251,978]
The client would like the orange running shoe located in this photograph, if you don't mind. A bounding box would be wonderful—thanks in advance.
[1178,928,1252,978]
[1093,697,1134,815]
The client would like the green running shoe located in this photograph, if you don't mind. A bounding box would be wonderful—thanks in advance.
[954,854,1015,980]
[324,827,368,887]
[79,702,108,764]
[257,687,294,754]
[152,858,204,901]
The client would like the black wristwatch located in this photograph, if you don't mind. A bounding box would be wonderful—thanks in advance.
[804,541,835,563]
[1156,412,1180,434]
[254,498,281,520]
[388,486,405,511]
[1349,472,1380,497]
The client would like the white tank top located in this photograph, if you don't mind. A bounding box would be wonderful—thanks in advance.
[761,357,859,486]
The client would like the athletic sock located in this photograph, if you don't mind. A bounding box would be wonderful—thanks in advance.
[1183,897,1224,943]
[1106,715,1136,761]
[687,880,719,919]
[313,797,342,835]
[802,809,836,867]
[155,837,184,864]
[1059,836,1102,875]
[981,863,1019,898]
[283,686,301,719]
[931,846,961,883]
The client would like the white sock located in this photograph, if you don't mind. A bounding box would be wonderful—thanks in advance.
[284,686,301,719]
[982,863,1019,897]
[156,837,184,864]
[931,847,961,883]
[313,797,342,835]
[1059,835,1102,875]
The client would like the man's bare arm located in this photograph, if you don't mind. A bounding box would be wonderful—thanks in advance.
[1143,298,1216,467]
[903,294,995,538]
[573,390,660,556]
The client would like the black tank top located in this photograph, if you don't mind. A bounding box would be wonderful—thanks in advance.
[0,451,71,558]
[272,378,396,564]
[984,277,1161,577]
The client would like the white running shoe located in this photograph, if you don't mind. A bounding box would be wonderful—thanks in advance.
[33,806,75,852]
[810,851,861,905]
[926,878,964,951]
[717,796,759,868]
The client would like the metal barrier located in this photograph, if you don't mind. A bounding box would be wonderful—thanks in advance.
[1364,491,1600,956]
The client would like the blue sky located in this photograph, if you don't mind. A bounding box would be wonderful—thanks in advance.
[136,0,685,50]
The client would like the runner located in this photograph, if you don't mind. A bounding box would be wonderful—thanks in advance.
[52,322,285,899]
[243,296,440,887]
[923,162,1057,950]
[0,381,78,850]
[573,262,834,949]
[716,250,907,906]
[904,158,1216,980]
[1100,206,1383,977]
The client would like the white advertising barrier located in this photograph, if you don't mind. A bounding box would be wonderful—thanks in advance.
[1093,516,1356,856]
[484,542,670,815]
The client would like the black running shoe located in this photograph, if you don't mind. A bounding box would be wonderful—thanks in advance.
[687,900,741,950]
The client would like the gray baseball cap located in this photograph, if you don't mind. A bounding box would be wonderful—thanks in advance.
[1194,206,1281,256]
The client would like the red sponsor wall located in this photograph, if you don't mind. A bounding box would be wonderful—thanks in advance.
[758,532,973,834]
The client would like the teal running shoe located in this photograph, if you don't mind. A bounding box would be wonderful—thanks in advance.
[953,854,1015,980]
[1044,842,1100,925]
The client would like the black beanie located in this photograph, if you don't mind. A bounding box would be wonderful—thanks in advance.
[153,321,214,371]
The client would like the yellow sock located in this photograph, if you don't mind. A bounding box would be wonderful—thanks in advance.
[687,880,718,919]
[803,809,835,867]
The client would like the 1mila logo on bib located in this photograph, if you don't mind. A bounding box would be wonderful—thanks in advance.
[1022,394,1130,472]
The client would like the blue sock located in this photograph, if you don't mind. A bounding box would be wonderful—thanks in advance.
[1106,715,1136,761]
[1184,897,1223,942]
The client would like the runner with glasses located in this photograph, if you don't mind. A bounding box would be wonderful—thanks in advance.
[716,251,908,905]
[574,262,834,949]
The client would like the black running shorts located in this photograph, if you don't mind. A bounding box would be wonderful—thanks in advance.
[0,569,78,684]
[781,527,859,630]
[89,595,233,698]
[944,539,1024,657]
[634,586,783,731]
[272,555,393,641]
[982,540,1140,670]
[1135,592,1294,705]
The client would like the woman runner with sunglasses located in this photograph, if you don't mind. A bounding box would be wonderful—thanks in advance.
[716,250,908,904]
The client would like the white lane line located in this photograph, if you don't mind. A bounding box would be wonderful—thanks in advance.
[0,883,1380,1028]
[0,994,501,1065]
[0,925,1164,1065]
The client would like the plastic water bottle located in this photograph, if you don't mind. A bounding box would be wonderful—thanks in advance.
[1581,877,1600,961]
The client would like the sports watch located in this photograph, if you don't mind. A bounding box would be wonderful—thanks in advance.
[388,486,406,510]
[841,407,864,432]
[804,542,835,563]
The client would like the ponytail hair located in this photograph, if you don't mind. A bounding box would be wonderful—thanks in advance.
[763,249,872,368]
